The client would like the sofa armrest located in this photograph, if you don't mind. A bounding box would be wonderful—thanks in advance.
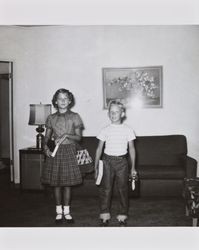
[184,156,197,178]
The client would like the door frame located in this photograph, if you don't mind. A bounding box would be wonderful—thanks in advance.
[0,60,14,181]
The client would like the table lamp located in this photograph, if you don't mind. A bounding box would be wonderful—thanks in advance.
[28,103,51,149]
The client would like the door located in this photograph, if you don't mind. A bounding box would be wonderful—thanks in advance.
[0,61,14,181]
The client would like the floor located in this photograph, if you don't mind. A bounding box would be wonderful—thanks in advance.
[0,167,193,227]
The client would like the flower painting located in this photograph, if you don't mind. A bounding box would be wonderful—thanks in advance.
[102,66,163,109]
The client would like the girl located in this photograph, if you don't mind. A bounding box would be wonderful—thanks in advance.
[41,88,84,223]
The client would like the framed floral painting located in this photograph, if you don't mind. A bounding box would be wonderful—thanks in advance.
[102,66,163,109]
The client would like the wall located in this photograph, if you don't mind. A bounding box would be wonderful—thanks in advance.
[0,25,198,183]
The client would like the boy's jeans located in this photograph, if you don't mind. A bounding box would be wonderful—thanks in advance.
[99,154,129,221]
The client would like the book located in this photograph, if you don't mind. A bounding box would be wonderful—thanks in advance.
[51,144,59,157]
[95,160,103,185]
[50,134,68,157]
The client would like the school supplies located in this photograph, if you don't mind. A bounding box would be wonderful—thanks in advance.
[132,176,135,190]
[51,144,59,157]
[96,160,103,185]
[128,173,140,198]
[50,135,67,158]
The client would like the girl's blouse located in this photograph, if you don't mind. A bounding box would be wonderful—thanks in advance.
[45,110,84,143]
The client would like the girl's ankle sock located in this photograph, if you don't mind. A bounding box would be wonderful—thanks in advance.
[63,205,70,215]
[63,206,73,220]
[56,205,62,214]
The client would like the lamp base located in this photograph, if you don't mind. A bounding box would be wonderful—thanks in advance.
[36,125,45,149]
[36,133,44,149]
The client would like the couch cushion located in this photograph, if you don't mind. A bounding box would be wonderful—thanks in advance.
[135,135,187,166]
[137,165,185,179]
[79,137,99,160]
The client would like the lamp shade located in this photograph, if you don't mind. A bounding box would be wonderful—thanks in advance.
[28,104,51,125]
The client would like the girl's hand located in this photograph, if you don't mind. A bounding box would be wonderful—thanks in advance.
[55,138,61,145]
[45,149,52,157]
[55,134,68,145]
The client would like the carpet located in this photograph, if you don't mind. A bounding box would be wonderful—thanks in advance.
[0,169,193,227]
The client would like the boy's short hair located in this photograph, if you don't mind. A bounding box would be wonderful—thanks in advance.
[108,100,125,113]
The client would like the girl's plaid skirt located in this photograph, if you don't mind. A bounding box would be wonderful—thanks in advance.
[41,143,82,186]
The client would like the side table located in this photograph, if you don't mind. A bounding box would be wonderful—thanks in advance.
[19,147,46,190]
[183,178,199,226]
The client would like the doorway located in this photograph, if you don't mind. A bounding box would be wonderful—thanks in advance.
[0,61,14,182]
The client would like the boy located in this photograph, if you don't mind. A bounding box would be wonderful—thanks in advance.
[95,100,137,226]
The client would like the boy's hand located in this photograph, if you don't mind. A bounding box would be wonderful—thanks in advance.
[130,169,137,179]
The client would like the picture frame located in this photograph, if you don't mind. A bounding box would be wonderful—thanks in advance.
[102,66,163,109]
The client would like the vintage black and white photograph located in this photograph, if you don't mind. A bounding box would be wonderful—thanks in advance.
[0,25,198,228]
[0,1,199,249]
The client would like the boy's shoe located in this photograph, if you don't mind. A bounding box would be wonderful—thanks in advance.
[55,213,63,223]
[116,215,127,226]
[118,220,127,227]
[100,219,109,227]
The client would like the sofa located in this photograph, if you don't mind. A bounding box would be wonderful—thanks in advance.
[73,135,197,197]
